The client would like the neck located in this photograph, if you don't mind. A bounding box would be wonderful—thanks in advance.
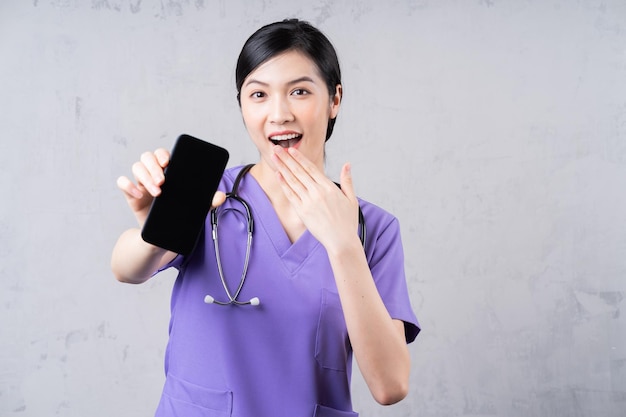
[249,161,308,243]
[249,162,290,207]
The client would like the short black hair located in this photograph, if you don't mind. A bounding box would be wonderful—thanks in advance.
[235,19,342,141]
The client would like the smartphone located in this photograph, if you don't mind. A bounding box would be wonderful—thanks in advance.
[141,134,229,255]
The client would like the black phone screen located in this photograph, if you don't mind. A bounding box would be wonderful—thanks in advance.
[141,134,229,255]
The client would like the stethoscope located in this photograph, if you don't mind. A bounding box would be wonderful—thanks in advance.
[203,164,366,307]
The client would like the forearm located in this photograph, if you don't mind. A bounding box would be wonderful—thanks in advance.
[111,228,176,284]
[327,237,411,405]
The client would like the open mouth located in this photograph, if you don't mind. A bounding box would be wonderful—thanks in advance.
[270,133,302,148]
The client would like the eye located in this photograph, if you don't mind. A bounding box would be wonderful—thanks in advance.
[250,91,265,99]
[291,88,309,96]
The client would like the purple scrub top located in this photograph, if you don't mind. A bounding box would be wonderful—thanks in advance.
[154,166,420,417]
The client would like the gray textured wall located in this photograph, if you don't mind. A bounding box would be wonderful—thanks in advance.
[1,1,625,416]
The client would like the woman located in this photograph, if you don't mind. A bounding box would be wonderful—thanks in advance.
[112,19,419,417]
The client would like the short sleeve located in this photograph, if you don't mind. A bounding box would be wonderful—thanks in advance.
[153,254,185,276]
[367,217,420,343]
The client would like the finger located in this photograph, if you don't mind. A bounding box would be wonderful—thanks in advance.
[132,160,162,196]
[339,162,356,201]
[275,170,302,205]
[285,146,327,185]
[211,191,226,209]
[116,175,143,199]
[154,148,170,168]
[271,147,308,197]
[140,151,166,186]
[272,146,311,185]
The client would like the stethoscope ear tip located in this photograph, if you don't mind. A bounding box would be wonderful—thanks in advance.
[204,295,215,304]
[249,297,260,306]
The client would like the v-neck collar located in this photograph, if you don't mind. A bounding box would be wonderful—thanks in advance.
[235,168,321,273]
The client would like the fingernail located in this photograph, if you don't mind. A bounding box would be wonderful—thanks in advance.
[158,156,169,166]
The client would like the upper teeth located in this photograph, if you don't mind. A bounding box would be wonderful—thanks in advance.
[271,133,300,141]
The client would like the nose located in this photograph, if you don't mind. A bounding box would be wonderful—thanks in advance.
[269,96,294,125]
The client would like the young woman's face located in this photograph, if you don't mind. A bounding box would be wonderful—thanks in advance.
[239,50,341,171]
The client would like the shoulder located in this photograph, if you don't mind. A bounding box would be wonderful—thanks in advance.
[356,197,404,261]
[223,165,246,180]
[357,197,399,233]
[219,165,247,189]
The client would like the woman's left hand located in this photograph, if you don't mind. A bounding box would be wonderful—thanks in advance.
[271,145,360,253]
[273,146,410,405]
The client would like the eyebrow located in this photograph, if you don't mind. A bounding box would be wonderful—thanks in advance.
[244,76,316,88]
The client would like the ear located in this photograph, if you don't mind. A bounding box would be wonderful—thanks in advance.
[329,84,342,119]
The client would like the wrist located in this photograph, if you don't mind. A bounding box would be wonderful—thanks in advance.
[324,233,364,259]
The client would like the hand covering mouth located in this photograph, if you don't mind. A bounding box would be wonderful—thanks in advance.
[269,133,302,148]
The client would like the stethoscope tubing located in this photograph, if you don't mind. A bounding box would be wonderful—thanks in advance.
[209,192,256,306]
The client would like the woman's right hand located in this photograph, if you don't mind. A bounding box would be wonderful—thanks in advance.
[116,148,228,228]
[116,148,170,227]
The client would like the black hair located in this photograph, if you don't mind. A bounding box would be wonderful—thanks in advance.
[235,19,342,142]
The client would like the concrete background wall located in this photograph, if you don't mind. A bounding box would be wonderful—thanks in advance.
[1,1,625,416]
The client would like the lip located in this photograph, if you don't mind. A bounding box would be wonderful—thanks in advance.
[268,130,302,140]
[268,130,303,149]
